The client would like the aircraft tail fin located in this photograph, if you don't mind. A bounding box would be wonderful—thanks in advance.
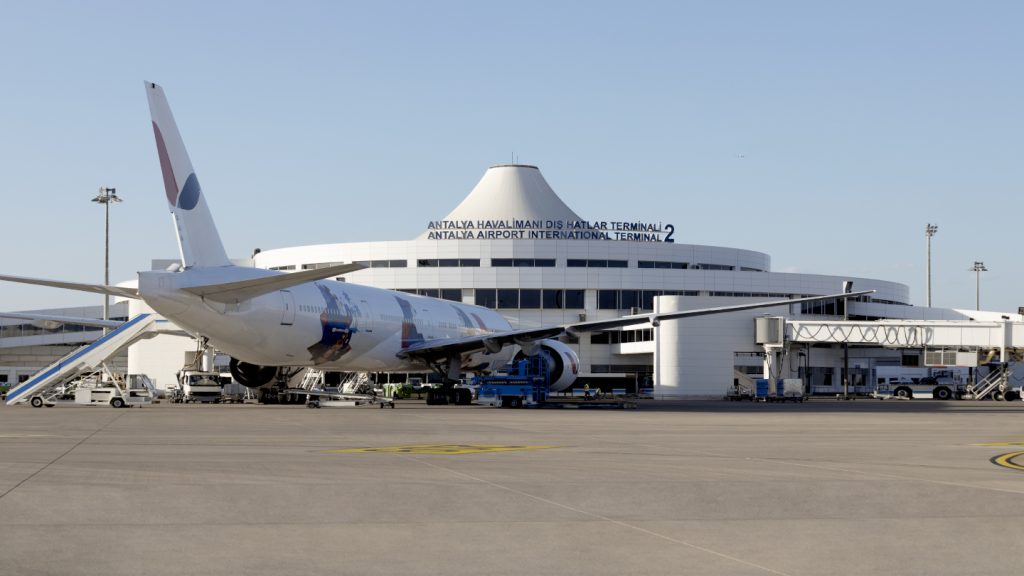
[145,81,231,269]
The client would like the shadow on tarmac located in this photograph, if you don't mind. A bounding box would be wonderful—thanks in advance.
[632,398,1024,414]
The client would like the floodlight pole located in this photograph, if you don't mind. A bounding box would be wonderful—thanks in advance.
[925,224,938,307]
[92,187,122,334]
[970,261,987,311]
[842,281,853,400]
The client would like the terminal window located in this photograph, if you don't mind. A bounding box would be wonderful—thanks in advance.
[475,289,497,308]
[564,289,585,309]
[497,289,519,309]
[598,290,619,310]
[491,258,556,267]
[520,289,541,309]
[542,289,562,309]
[475,289,583,309]
[568,259,627,268]
[638,260,687,269]
[417,259,480,267]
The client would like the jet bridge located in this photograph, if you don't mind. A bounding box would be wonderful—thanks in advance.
[754,317,1024,398]
[5,313,170,406]
[785,319,1022,352]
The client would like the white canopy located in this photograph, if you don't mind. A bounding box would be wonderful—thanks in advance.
[419,165,581,237]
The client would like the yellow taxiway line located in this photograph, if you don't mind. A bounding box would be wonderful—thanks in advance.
[323,444,559,455]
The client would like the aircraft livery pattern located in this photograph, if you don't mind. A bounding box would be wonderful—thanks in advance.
[395,296,425,349]
[307,283,359,365]
[152,123,201,211]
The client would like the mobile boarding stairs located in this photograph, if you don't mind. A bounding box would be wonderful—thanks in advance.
[5,313,179,407]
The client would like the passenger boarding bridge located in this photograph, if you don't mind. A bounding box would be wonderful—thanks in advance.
[755,316,1024,397]
[787,318,1022,351]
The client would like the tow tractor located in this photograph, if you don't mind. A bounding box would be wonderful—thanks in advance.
[475,356,636,409]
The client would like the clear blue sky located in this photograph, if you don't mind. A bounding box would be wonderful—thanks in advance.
[1,1,1021,312]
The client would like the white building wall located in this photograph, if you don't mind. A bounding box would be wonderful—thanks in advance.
[126,299,196,391]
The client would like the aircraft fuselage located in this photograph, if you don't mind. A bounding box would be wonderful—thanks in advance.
[138,268,515,372]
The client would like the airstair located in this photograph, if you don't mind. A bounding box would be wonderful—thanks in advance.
[5,313,158,406]
[964,366,1011,400]
[297,368,325,391]
[340,372,371,394]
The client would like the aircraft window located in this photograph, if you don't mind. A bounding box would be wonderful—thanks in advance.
[519,289,540,309]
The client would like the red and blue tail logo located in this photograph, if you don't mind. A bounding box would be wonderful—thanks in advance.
[152,122,200,211]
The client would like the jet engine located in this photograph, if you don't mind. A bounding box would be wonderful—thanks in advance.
[229,358,278,388]
[517,339,580,392]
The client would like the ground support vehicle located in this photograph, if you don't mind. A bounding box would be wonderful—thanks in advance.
[27,370,151,408]
[752,379,805,402]
[73,386,150,408]
[176,370,229,403]
[300,387,395,409]
[962,364,1021,401]
[876,377,963,400]
[475,357,636,409]
[726,380,754,401]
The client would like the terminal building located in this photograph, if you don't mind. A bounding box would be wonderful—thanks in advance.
[1,164,1015,397]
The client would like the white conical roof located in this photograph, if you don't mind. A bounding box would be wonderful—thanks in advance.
[426,165,581,232]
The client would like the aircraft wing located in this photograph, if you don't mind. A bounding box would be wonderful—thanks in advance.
[182,262,366,303]
[0,311,192,338]
[0,311,124,329]
[0,274,139,299]
[397,290,874,362]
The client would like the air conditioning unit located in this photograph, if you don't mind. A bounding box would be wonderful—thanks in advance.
[578,313,587,322]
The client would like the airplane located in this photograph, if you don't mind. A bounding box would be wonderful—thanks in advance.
[0,82,872,403]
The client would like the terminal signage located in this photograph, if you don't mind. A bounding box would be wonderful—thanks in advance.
[425,219,675,243]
